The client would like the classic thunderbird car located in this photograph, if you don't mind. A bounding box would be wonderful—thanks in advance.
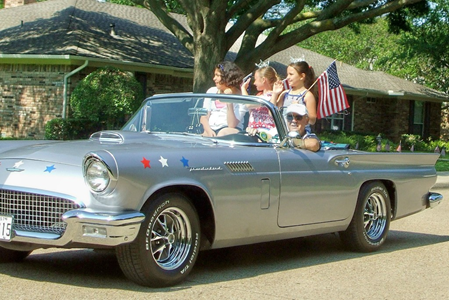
[0,93,443,287]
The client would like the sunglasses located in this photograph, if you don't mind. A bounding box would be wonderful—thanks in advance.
[286,114,304,122]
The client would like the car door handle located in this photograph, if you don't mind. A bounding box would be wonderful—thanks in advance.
[335,157,350,168]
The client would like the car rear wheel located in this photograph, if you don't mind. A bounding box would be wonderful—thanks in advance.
[340,182,391,252]
[116,193,201,287]
[0,246,31,262]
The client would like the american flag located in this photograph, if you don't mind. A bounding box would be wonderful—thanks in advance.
[317,61,349,119]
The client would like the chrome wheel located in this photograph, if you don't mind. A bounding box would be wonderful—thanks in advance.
[364,192,388,240]
[116,193,200,287]
[150,207,192,270]
[340,182,391,252]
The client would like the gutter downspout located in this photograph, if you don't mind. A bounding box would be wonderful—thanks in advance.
[63,60,89,118]
[351,100,355,132]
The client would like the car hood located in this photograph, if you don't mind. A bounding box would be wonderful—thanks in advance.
[0,131,222,166]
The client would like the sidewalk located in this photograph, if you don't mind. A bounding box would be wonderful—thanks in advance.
[433,172,449,190]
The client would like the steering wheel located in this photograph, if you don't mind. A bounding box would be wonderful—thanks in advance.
[253,131,269,143]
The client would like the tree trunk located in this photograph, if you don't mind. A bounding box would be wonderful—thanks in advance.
[191,38,227,92]
[192,42,220,92]
[190,9,228,92]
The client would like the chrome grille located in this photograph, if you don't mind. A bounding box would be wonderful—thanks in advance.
[0,189,81,235]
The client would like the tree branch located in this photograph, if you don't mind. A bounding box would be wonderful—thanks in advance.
[227,0,258,19]
[226,0,281,50]
[141,0,194,53]
[236,0,425,67]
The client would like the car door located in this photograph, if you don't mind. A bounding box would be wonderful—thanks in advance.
[194,143,282,247]
[276,147,358,227]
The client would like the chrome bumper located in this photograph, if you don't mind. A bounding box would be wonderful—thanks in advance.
[10,209,145,247]
[428,192,443,208]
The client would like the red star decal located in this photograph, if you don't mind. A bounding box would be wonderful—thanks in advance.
[141,157,151,168]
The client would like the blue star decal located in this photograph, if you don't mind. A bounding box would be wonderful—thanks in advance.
[44,165,56,173]
[180,156,189,167]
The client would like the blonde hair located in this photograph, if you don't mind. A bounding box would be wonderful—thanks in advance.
[256,66,280,86]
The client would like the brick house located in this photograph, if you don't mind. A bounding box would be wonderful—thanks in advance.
[1,0,448,140]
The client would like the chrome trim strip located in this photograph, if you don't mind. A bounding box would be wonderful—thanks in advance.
[14,230,60,240]
[6,168,24,172]
[10,209,145,247]
[62,210,145,226]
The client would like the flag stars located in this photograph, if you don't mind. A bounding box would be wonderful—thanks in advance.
[141,157,151,168]
[180,156,189,167]
[13,160,24,168]
[44,165,56,173]
[159,156,168,167]
[140,155,189,169]
[328,62,341,89]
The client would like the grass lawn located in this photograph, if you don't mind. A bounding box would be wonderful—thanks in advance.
[436,159,449,172]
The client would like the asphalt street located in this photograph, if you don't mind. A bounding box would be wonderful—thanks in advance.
[0,174,448,299]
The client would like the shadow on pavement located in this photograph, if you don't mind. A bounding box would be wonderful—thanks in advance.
[0,230,448,292]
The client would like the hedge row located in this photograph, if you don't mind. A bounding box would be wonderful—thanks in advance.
[319,131,448,152]
[44,118,104,140]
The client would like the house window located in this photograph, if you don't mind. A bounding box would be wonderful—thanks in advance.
[412,101,425,136]
[322,112,345,131]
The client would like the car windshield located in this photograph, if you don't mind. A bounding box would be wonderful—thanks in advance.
[122,93,287,143]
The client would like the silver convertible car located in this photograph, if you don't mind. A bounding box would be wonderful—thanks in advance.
[0,93,443,287]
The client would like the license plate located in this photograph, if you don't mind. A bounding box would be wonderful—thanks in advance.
[0,215,13,241]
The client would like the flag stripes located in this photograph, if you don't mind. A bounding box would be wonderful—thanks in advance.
[317,61,349,119]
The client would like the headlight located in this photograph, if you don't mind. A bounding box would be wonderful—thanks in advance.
[85,159,111,192]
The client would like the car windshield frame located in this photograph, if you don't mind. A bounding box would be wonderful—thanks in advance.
[122,93,289,143]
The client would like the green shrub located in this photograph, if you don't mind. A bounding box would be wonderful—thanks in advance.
[319,131,449,153]
[45,118,70,140]
[45,118,102,140]
[319,131,400,152]
[70,66,143,130]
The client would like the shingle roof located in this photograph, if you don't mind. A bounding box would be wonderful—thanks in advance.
[0,0,193,68]
[0,0,447,101]
[267,46,448,101]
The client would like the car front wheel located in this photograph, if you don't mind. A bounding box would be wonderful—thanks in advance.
[340,181,391,252]
[116,193,201,287]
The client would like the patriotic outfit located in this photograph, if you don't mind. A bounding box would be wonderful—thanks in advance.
[282,89,307,107]
[247,92,277,136]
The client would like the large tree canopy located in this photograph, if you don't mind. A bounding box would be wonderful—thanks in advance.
[135,0,428,92]
[299,0,447,95]
[400,0,448,94]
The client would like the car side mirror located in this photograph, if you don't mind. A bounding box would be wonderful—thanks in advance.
[288,131,305,148]
[280,131,304,148]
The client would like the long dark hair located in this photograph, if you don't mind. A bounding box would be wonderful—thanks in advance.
[288,61,316,89]
[216,61,244,89]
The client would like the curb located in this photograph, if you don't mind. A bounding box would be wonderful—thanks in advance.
[432,172,449,190]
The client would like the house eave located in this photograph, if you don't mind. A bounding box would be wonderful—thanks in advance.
[0,54,194,78]
[345,87,448,103]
